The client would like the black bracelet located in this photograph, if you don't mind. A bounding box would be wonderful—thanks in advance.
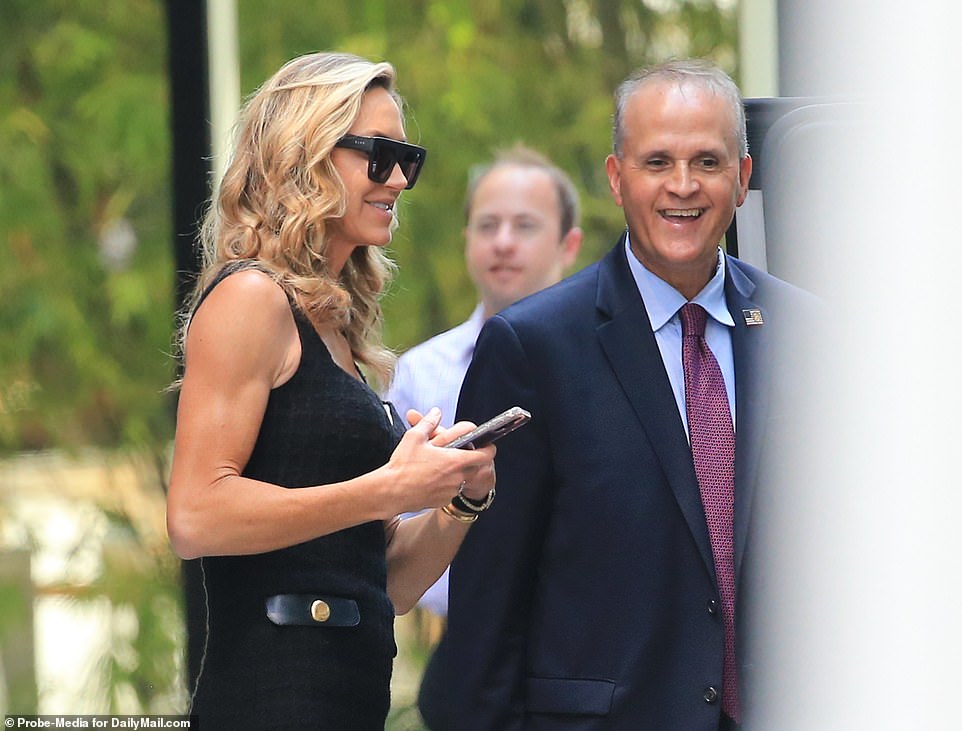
[452,486,496,514]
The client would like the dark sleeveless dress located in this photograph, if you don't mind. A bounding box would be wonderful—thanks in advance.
[189,265,406,730]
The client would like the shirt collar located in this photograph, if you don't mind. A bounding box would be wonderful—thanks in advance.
[624,235,735,332]
[467,302,486,334]
[458,303,487,359]
[692,248,735,328]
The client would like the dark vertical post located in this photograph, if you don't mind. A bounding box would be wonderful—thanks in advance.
[166,0,211,305]
[164,0,211,697]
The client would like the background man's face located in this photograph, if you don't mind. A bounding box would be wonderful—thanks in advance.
[465,165,578,316]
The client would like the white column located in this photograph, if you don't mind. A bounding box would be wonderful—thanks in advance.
[206,0,240,191]
[738,0,779,97]
[755,1,962,728]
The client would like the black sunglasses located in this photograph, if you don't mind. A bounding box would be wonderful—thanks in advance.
[334,135,427,190]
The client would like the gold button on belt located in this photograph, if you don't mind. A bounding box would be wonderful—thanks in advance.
[264,593,360,627]
[310,599,331,623]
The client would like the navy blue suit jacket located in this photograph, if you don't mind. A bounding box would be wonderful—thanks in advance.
[448,237,819,730]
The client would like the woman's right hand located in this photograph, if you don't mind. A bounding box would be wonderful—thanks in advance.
[382,407,496,515]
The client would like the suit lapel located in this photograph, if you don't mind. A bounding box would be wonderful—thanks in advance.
[595,240,716,580]
[725,258,773,581]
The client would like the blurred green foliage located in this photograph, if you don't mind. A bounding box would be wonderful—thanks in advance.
[0,0,737,446]
[1,0,173,453]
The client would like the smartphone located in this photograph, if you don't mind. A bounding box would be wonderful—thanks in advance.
[446,406,532,449]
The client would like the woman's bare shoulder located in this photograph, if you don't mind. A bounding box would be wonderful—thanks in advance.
[186,267,299,385]
[193,267,290,324]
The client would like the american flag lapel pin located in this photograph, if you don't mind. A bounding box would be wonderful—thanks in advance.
[742,308,764,326]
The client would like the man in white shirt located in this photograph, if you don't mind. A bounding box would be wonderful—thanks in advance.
[385,144,581,729]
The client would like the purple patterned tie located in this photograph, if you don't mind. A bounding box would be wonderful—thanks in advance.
[680,302,740,722]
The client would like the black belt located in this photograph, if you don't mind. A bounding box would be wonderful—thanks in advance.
[265,594,360,627]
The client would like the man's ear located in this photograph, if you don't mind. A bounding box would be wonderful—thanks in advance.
[605,154,624,208]
[560,226,583,269]
[736,154,753,207]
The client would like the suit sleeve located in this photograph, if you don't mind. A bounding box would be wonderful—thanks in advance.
[448,314,552,731]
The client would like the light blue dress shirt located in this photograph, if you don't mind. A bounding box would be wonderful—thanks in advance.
[623,236,736,439]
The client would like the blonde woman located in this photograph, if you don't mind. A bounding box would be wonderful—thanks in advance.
[166,52,496,729]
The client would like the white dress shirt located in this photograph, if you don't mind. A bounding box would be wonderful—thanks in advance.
[383,304,486,616]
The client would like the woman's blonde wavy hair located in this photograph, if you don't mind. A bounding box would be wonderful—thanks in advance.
[176,52,402,387]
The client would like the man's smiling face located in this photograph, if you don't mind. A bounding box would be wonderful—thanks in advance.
[605,79,752,299]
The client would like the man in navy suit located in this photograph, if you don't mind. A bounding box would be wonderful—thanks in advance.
[446,59,819,730]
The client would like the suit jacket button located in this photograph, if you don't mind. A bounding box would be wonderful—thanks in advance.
[703,686,719,704]
[707,599,719,615]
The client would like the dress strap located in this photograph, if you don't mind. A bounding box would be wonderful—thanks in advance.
[194,260,278,313]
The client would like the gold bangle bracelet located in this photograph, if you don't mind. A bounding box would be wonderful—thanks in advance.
[441,503,478,523]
